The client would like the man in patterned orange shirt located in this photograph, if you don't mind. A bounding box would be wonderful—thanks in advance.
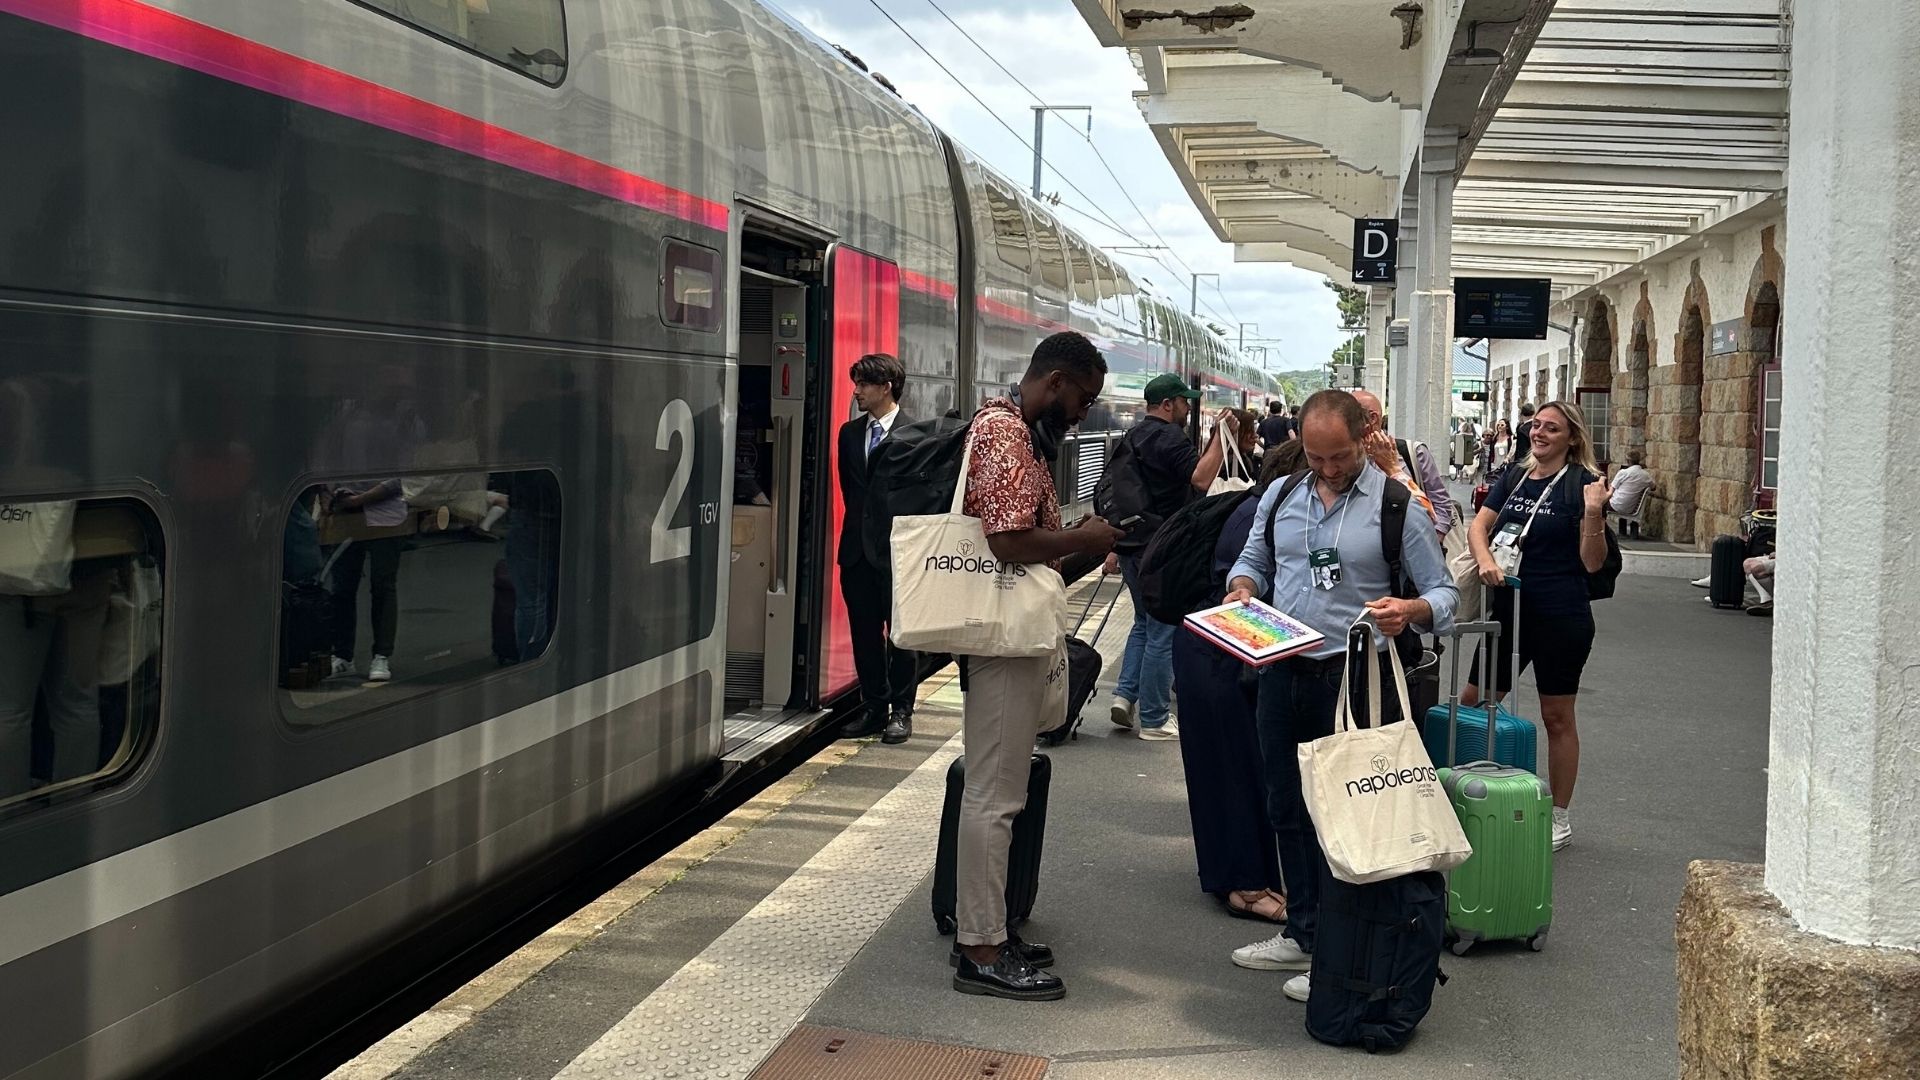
[951,331,1123,1002]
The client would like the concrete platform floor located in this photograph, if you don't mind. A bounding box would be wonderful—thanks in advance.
[340,570,1771,1080]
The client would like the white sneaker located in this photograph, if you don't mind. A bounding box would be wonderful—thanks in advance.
[1137,719,1180,742]
[1552,807,1573,851]
[1691,574,1712,588]
[1109,696,1136,730]
[328,657,353,679]
[369,655,393,683]
[1282,974,1311,1002]
[1231,932,1310,971]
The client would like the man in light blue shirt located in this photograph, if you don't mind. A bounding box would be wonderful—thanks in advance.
[1218,390,1458,1005]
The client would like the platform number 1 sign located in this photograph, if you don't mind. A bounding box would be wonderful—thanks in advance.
[1352,219,1398,284]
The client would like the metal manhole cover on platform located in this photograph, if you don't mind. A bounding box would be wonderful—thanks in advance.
[750,1025,1048,1080]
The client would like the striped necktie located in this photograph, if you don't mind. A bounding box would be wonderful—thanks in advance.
[867,419,884,457]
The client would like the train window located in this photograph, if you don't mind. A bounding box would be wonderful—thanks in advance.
[1093,257,1121,314]
[985,186,1032,272]
[0,498,164,813]
[350,0,568,85]
[1066,236,1099,305]
[1033,218,1069,291]
[278,469,562,727]
[663,240,724,332]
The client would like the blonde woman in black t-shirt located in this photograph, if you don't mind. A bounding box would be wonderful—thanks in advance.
[1462,401,1612,851]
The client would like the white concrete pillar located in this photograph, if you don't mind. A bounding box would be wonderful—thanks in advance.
[1388,189,1419,432]
[1363,287,1393,399]
[1408,127,1458,451]
[1766,0,1920,952]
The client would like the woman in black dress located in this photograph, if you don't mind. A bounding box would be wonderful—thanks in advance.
[1169,442,1303,921]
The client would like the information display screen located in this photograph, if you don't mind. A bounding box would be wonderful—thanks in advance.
[1454,277,1551,340]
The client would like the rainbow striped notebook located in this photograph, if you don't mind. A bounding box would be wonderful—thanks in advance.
[1183,598,1326,667]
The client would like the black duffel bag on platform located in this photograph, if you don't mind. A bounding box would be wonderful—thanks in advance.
[1305,868,1449,1053]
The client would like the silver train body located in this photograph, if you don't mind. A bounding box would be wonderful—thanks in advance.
[0,1,1274,1075]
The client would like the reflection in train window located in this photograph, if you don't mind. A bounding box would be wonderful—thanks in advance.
[279,469,561,727]
[664,240,724,332]
[1032,216,1069,291]
[985,185,1032,271]
[1066,236,1099,306]
[350,0,569,84]
[0,498,163,812]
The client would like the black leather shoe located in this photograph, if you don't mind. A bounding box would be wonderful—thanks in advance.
[881,714,913,744]
[950,932,1053,969]
[952,942,1064,1001]
[838,712,887,739]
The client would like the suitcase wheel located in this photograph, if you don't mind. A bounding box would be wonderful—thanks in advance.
[1527,934,1546,953]
[1448,937,1475,957]
[934,914,956,935]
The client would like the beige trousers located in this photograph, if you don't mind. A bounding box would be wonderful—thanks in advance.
[955,641,1067,947]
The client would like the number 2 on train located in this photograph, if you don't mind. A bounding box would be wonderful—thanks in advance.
[651,398,695,563]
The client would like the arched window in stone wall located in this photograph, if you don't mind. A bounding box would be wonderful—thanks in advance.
[1752,281,1783,497]
[1579,300,1616,465]
[1649,294,1709,544]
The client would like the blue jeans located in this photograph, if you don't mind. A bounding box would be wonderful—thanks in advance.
[1254,649,1405,953]
[1114,553,1175,728]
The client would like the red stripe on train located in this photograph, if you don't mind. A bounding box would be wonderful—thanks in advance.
[0,0,731,231]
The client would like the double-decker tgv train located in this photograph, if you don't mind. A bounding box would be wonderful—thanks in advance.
[0,1,1280,1076]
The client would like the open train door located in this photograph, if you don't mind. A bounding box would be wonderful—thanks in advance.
[805,245,901,709]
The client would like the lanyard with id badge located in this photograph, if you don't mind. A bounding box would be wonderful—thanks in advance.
[1491,464,1569,584]
[1308,484,1357,591]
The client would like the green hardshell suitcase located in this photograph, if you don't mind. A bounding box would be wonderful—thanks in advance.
[1439,763,1553,953]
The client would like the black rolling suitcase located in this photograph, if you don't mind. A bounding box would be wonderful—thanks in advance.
[931,753,1051,934]
[1039,575,1121,746]
[1710,534,1746,609]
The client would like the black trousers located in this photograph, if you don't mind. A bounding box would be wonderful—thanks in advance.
[840,565,915,720]
[332,537,402,661]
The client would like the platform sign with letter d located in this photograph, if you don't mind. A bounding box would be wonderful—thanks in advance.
[1352,219,1398,284]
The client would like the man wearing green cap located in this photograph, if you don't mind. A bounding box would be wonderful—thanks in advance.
[1105,372,1229,741]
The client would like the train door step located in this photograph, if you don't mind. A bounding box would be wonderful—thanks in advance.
[721,706,832,768]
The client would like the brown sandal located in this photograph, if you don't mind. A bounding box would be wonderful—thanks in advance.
[1223,889,1288,924]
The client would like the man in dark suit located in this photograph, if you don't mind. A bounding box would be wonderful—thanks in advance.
[837,353,917,743]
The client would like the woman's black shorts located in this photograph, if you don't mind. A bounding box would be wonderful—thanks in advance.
[1468,593,1596,698]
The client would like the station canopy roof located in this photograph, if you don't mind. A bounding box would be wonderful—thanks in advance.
[1072,0,1789,298]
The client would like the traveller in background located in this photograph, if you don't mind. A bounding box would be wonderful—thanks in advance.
[1743,553,1776,617]
[1219,390,1458,1005]
[836,353,917,744]
[1258,401,1291,449]
[1226,407,1263,481]
[1105,372,1226,743]
[951,331,1122,1002]
[1171,440,1305,925]
[1608,450,1656,538]
[1350,389,1454,535]
[1488,420,1513,480]
[1510,403,1537,466]
[1462,400,1610,852]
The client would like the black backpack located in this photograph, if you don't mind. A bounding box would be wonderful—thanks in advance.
[1092,428,1159,553]
[1305,869,1449,1053]
[861,415,971,571]
[1136,487,1258,624]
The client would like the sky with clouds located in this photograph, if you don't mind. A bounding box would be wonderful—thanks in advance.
[775,0,1344,374]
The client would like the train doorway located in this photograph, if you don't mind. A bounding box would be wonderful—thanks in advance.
[722,218,835,760]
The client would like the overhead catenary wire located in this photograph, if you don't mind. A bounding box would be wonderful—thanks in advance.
[862,0,1148,249]
[911,0,1245,332]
